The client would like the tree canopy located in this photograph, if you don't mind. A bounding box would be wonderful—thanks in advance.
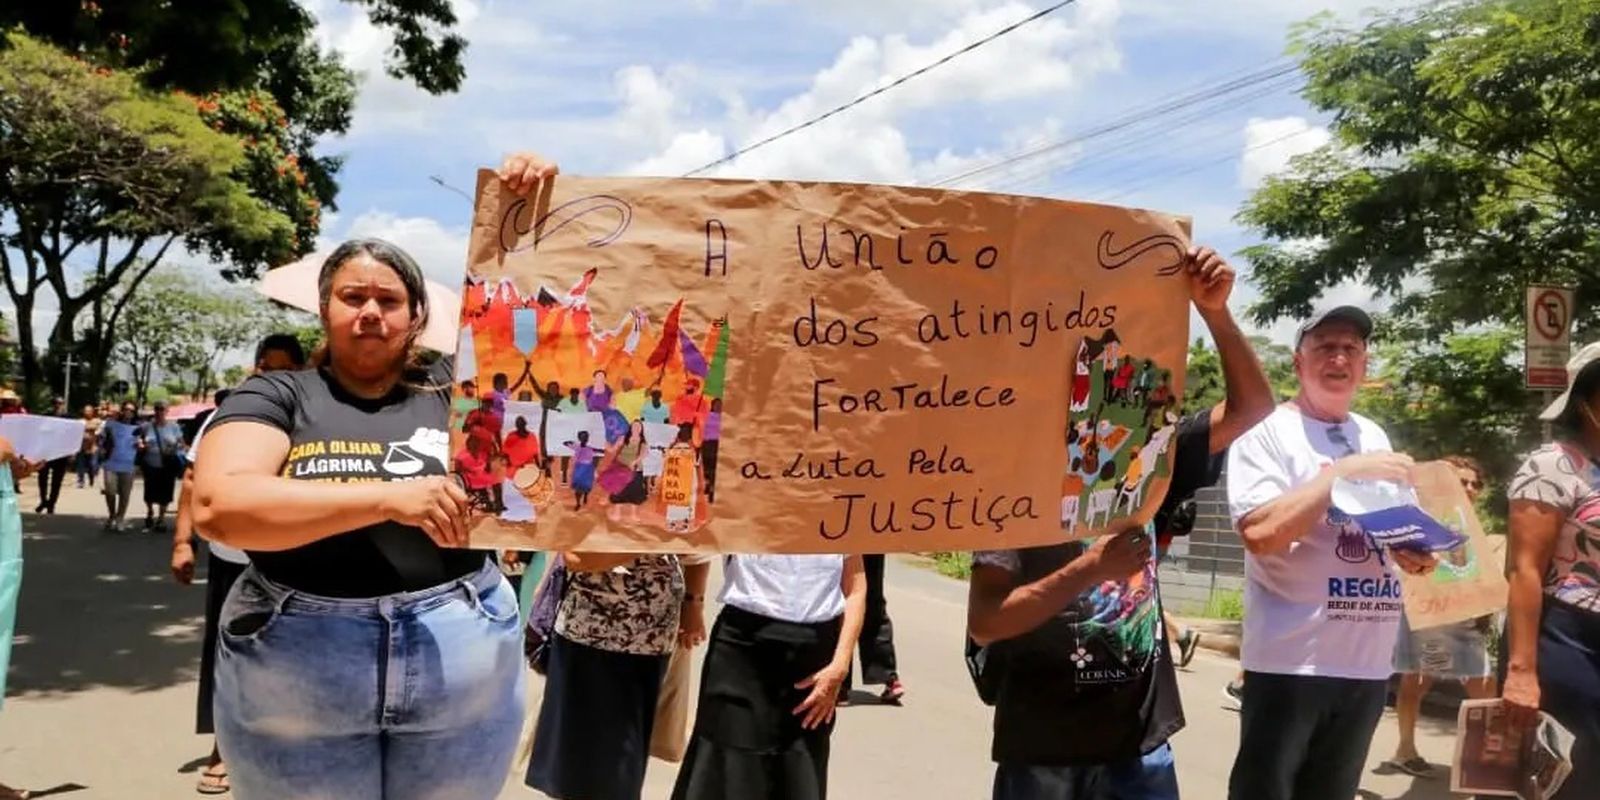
[1238,0,1598,489]
[116,269,285,405]
[0,0,467,402]
[0,33,314,401]
[1240,0,1600,336]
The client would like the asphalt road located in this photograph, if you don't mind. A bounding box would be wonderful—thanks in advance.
[0,483,1461,799]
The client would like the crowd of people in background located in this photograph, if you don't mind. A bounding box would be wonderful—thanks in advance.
[0,149,1594,800]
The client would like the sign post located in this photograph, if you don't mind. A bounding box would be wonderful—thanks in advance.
[1526,285,1575,438]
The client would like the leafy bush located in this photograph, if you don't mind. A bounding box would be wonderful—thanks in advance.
[929,552,973,580]
[1202,589,1245,621]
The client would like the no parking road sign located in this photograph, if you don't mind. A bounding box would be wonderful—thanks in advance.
[1526,286,1574,389]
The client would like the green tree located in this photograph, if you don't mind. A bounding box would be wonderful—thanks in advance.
[2,1,469,401]
[221,365,248,388]
[1238,0,1596,483]
[0,313,14,386]
[167,287,280,397]
[1354,323,1532,512]
[1182,335,1297,416]
[1,1,466,97]
[0,34,317,401]
[1240,0,1600,335]
[116,272,203,406]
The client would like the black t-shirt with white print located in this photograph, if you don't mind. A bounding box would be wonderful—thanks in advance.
[207,359,487,597]
[974,411,1223,767]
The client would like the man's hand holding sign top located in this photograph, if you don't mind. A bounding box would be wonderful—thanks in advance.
[965,246,1273,798]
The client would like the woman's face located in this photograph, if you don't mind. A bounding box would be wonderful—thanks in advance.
[592,372,606,390]
[323,254,413,379]
[1454,466,1483,502]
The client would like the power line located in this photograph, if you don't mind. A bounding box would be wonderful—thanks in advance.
[428,175,470,201]
[1089,126,1322,206]
[681,0,1081,177]
[1016,81,1304,196]
[980,76,1304,196]
[930,60,1301,188]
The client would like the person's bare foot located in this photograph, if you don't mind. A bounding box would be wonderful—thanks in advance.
[0,781,31,800]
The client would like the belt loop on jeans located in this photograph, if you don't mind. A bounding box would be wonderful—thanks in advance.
[272,586,295,616]
[460,575,482,608]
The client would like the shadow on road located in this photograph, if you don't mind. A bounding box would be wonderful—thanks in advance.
[8,509,206,697]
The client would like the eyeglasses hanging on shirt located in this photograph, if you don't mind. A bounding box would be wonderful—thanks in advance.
[1326,424,1357,458]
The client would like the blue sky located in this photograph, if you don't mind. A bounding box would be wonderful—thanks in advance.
[7,0,1414,357]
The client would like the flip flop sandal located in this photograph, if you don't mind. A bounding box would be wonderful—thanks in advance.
[196,767,230,795]
[1384,757,1435,778]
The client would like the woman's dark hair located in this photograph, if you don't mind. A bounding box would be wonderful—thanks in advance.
[312,238,434,386]
[317,238,430,332]
[256,332,307,367]
[1556,361,1600,437]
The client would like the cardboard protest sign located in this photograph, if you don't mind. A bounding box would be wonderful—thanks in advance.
[450,173,1191,553]
[1400,461,1511,629]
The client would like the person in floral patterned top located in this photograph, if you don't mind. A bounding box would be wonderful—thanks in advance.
[1505,342,1600,799]
[527,552,710,800]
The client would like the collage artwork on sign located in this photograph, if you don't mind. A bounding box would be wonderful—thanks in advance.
[1058,328,1181,679]
[449,266,729,534]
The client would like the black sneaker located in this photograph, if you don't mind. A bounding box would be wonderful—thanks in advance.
[1176,630,1202,668]
[1222,678,1244,710]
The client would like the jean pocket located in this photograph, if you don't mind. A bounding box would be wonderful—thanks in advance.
[219,575,284,645]
[469,579,520,624]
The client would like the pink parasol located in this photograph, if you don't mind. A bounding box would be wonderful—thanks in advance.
[257,251,463,353]
[163,401,214,421]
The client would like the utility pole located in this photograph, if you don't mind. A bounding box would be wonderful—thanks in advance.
[62,354,79,413]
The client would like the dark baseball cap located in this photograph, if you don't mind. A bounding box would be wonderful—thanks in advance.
[1295,306,1373,350]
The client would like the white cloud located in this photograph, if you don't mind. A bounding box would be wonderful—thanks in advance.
[1238,116,1331,189]
[760,0,990,33]
[625,130,728,177]
[307,0,559,137]
[631,0,1122,184]
[333,211,472,287]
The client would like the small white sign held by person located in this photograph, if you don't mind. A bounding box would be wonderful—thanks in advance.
[1525,285,1574,390]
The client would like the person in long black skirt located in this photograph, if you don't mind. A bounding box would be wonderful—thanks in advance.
[841,553,904,704]
[529,552,710,800]
[672,554,867,800]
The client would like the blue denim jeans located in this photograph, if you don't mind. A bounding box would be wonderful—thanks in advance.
[214,561,526,800]
[993,742,1179,800]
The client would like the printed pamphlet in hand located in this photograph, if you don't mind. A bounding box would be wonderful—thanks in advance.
[0,415,86,462]
[1452,699,1574,799]
[1330,477,1467,553]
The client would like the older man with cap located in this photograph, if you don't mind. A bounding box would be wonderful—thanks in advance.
[1225,306,1437,800]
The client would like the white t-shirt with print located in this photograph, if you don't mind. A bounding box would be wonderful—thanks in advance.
[1227,404,1403,680]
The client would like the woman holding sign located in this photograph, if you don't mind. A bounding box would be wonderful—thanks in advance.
[1505,342,1600,798]
[192,154,558,800]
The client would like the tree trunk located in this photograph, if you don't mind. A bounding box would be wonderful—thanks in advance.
[13,294,41,404]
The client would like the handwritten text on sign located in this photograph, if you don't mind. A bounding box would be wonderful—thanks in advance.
[450,174,1192,554]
